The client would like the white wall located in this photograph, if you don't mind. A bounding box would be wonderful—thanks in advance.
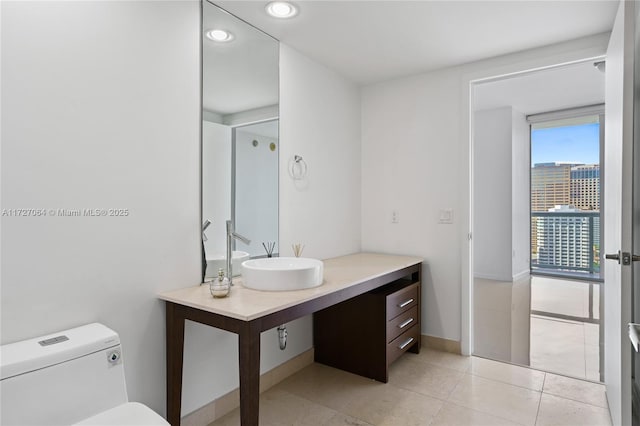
[362,33,609,344]
[280,44,362,259]
[473,107,513,281]
[202,121,232,256]
[361,67,462,340]
[472,107,530,282]
[1,1,200,417]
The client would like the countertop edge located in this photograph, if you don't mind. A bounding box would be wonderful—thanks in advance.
[158,253,423,321]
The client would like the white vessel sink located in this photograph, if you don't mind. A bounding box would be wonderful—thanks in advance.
[241,257,323,291]
[206,251,250,278]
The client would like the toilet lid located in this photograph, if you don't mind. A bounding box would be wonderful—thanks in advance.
[73,402,169,426]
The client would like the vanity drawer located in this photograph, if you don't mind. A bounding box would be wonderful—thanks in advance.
[386,283,418,320]
[314,267,422,384]
[387,306,418,343]
[387,324,420,365]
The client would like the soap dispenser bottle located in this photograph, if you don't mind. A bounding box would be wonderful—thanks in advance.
[210,268,230,298]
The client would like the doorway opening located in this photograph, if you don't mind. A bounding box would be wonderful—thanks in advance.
[472,59,605,382]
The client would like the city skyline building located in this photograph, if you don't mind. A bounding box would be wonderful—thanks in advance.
[570,164,600,210]
[535,205,600,273]
[531,162,575,259]
[531,162,576,212]
[531,162,600,270]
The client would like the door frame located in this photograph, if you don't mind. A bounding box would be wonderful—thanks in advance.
[462,43,610,356]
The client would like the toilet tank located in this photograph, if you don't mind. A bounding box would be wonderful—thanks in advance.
[0,323,129,425]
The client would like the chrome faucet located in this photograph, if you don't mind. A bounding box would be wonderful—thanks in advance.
[226,220,251,284]
[202,219,212,241]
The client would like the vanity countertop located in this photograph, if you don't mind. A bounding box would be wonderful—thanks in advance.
[158,252,422,321]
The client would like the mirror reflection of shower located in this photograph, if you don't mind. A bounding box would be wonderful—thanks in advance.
[232,119,279,259]
[201,117,279,277]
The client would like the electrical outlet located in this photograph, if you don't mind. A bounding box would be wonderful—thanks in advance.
[392,210,399,224]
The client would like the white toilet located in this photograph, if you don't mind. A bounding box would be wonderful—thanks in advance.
[0,323,169,425]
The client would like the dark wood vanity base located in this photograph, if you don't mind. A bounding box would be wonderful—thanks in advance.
[313,277,421,383]
[161,254,422,426]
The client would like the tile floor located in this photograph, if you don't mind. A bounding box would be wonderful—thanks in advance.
[530,277,601,381]
[474,275,602,381]
[530,316,600,381]
[209,348,611,426]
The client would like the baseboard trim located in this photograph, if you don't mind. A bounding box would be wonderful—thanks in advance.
[475,272,531,283]
[512,270,530,282]
[473,273,512,282]
[181,348,314,426]
[421,334,461,354]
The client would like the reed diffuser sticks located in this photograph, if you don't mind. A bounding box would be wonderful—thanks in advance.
[262,242,276,258]
[292,243,305,258]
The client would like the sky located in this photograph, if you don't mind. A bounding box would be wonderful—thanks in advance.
[531,122,600,166]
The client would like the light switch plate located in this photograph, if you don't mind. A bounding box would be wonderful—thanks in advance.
[438,208,454,224]
[392,210,399,224]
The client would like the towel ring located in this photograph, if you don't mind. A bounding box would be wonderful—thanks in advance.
[289,155,308,180]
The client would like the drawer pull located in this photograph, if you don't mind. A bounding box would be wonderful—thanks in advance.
[399,337,414,350]
[398,298,414,308]
[398,318,414,329]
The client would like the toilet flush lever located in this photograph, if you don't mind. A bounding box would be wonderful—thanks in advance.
[107,349,122,365]
[38,335,69,346]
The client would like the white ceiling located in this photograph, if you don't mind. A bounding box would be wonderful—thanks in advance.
[215,0,618,86]
[474,59,606,115]
[203,2,279,115]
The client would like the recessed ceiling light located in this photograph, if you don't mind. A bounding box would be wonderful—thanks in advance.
[205,29,234,43]
[265,1,298,18]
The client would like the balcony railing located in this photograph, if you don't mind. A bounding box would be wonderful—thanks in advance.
[531,211,600,278]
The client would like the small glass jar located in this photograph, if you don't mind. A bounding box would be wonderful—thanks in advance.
[210,269,230,298]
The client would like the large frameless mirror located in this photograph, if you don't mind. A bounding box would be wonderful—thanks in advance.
[201,1,279,281]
